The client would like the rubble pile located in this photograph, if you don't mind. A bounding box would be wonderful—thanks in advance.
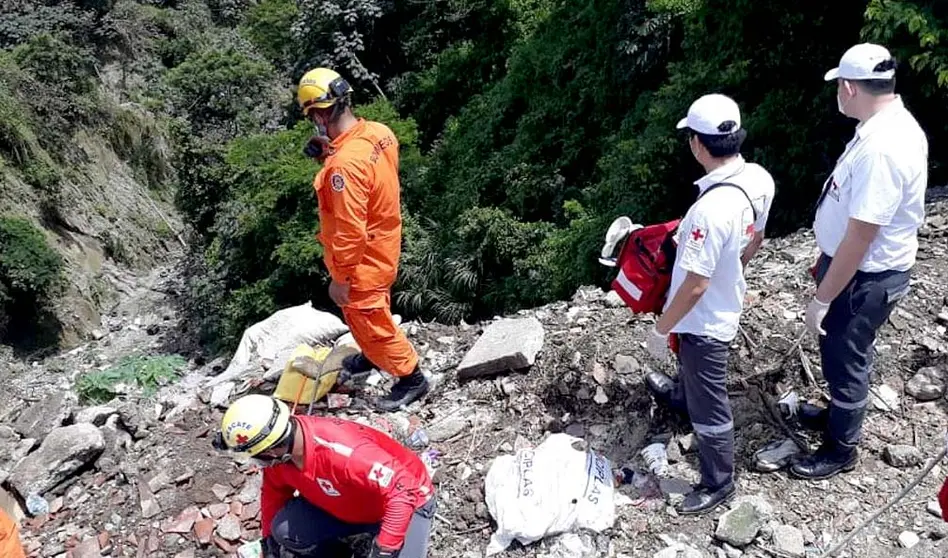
[0,191,947,557]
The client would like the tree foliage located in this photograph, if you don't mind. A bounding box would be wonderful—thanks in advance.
[0,217,64,342]
[8,0,948,351]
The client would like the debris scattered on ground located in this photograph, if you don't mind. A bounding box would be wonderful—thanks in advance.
[1,193,947,557]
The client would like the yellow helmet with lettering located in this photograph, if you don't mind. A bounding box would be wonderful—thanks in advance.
[297,67,354,115]
[215,394,292,457]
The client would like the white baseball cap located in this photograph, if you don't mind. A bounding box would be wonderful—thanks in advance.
[675,94,742,136]
[824,43,895,81]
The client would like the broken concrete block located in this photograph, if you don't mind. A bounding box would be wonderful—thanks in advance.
[456,317,544,379]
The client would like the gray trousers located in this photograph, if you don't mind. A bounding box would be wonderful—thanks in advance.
[669,333,734,490]
[814,254,910,452]
[270,497,437,557]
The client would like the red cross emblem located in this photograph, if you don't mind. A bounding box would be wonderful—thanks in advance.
[235,434,249,445]
[691,228,704,242]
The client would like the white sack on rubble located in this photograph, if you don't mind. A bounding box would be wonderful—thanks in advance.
[484,433,616,555]
[208,302,349,386]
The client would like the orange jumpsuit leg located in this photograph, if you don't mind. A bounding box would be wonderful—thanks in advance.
[342,295,419,378]
[0,509,26,558]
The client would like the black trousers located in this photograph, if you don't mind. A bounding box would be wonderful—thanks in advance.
[813,254,910,452]
[670,333,734,490]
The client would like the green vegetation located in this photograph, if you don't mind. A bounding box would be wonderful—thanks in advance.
[3,0,948,354]
[0,217,64,344]
[75,354,188,403]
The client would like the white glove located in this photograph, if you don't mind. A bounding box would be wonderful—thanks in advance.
[805,298,831,336]
[647,326,670,360]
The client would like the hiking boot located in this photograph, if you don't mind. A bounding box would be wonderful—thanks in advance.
[790,443,858,480]
[676,482,735,516]
[375,367,430,412]
[336,353,378,386]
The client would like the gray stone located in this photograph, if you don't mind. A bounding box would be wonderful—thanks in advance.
[905,367,945,401]
[927,500,943,518]
[75,405,118,427]
[138,478,161,519]
[721,543,742,558]
[216,514,242,541]
[590,362,612,385]
[13,391,75,441]
[898,531,919,549]
[0,426,33,479]
[884,444,923,468]
[9,424,105,498]
[456,317,545,379]
[715,499,770,547]
[614,354,640,376]
[209,382,235,408]
[427,415,469,443]
[870,384,900,411]
[772,525,805,558]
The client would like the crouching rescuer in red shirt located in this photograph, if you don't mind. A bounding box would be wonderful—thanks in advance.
[213,394,437,557]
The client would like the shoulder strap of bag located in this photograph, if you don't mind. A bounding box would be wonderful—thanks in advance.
[697,181,758,222]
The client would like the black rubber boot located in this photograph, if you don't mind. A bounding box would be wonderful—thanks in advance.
[790,442,858,480]
[375,367,430,412]
[676,482,736,516]
[336,353,378,386]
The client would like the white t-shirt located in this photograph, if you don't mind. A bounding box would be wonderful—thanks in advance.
[665,156,776,342]
[813,96,928,273]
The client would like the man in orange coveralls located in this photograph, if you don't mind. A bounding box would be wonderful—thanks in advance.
[0,508,25,558]
[297,68,429,412]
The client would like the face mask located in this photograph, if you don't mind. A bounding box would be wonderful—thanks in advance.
[837,83,852,115]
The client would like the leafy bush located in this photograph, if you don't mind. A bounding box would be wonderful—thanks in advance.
[0,217,64,343]
[0,217,63,299]
[163,45,276,130]
[75,354,187,403]
[241,0,298,68]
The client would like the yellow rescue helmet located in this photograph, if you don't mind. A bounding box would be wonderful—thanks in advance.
[297,67,353,115]
[218,394,291,457]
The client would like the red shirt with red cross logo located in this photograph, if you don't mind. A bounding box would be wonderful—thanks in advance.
[259,415,434,550]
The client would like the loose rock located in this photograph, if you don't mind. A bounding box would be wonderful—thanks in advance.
[883,444,923,468]
[898,531,919,549]
[715,497,772,547]
[428,415,469,443]
[216,513,242,541]
[614,354,640,376]
[209,382,235,408]
[9,423,105,498]
[772,525,805,558]
[905,366,945,401]
[456,317,545,379]
[74,406,118,427]
[13,391,75,441]
[870,384,900,411]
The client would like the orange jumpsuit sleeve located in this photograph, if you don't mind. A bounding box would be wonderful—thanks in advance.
[325,160,372,284]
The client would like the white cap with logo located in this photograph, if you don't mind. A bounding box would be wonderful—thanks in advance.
[675,94,742,136]
[824,43,895,81]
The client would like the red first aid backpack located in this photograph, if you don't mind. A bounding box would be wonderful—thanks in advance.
[610,182,757,315]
